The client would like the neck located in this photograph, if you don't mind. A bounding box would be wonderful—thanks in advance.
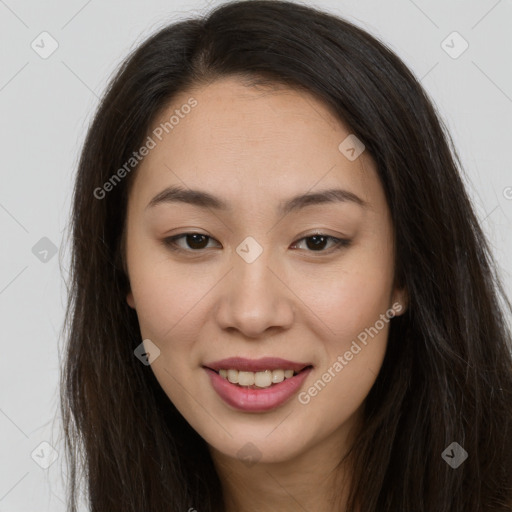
[208,415,360,512]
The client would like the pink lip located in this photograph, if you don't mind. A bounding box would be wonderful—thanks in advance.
[204,366,313,412]
[203,356,311,373]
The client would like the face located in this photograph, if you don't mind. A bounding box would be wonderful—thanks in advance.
[124,76,407,465]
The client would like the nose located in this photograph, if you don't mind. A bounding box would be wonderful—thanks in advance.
[214,246,295,338]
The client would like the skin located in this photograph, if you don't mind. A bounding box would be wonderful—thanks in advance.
[124,76,408,512]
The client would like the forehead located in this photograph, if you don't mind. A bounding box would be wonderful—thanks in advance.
[128,76,384,216]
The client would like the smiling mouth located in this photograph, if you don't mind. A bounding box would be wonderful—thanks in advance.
[205,365,313,389]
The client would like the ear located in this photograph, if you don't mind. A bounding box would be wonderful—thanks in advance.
[391,286,408,316]
[127,290,136,309]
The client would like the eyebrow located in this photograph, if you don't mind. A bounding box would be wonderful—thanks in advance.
[145,184,369,215]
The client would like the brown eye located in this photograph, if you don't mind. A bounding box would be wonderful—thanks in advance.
[305,235,329,251]
[182,234,210,250]
[163,233,220,252]
[163,232,351,255]
[291,235,351,253]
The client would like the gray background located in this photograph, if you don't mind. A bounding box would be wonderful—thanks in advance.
[1,0,511,510]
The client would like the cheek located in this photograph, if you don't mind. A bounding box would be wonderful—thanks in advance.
[128,260,204,409]
[128,248,217,341]
[300,308,391,429]
[296,249,394,404]
[297,251,395,339]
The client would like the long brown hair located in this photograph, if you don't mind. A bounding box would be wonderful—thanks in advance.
[60,1,512,510]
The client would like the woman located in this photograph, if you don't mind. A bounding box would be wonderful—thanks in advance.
[60,1,512,510]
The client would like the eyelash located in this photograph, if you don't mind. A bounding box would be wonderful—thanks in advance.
[162,232,351,255]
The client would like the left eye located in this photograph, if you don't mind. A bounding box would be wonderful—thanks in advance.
[291,234,350,252]
[162,233,351,253]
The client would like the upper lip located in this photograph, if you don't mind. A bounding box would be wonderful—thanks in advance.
[203,357,313,373]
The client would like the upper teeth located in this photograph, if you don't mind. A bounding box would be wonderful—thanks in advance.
[218,369,295,388]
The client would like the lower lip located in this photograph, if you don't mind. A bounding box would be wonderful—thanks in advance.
[204,367,313,412]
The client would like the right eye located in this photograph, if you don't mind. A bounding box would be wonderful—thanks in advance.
[162,233,221,252]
